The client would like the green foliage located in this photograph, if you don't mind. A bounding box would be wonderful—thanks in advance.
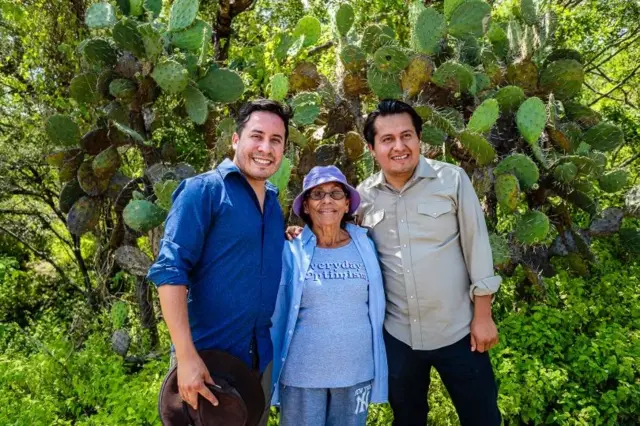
[494,85,526,113]
[432,61,475,93]
[495,153,539,190]
[293,15,322,47]
[583,122,625,152]
[448,1,491,38]
[153,180,179,211]
[458,130,496,166]
[495,173,520,212]
[269,73,289,101]
[539,59,585,100]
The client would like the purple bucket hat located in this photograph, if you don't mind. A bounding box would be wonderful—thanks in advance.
[292,165,361,218]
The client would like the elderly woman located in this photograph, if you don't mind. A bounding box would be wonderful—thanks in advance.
[270,165,388,426]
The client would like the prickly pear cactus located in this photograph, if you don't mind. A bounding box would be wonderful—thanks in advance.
[49,0,632,296]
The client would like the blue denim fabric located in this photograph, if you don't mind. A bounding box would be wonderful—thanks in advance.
[270,224,388,405]
[147,159,284,373]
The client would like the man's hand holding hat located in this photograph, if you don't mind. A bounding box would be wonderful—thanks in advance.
[177,352,219,409]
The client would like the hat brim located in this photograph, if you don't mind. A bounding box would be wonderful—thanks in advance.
[292,176,361,218]
[159,350,265,426]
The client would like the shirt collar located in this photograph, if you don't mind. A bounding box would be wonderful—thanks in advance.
[300,223,366,246]
[367,155,437,189]
[217,158,278,194]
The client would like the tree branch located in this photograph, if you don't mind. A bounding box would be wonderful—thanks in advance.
[589,63,640,106]
[308,41,335,56]
[619,152,640,168]
[584,26,640,69]
[583,81,638,109]
[0,224,77,290]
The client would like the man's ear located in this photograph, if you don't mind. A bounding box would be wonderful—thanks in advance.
[231,132,239,151]
[367,143,375,156]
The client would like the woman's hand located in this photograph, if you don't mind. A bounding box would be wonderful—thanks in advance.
[285,226,303,241]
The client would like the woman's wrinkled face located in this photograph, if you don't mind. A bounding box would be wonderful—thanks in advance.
[303,182,350,228]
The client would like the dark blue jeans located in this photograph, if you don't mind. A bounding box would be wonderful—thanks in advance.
[384,329,501,426]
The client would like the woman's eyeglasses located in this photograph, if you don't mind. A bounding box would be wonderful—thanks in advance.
[307,190,347,201]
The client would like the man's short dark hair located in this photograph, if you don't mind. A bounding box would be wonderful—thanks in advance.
[235,99,292,142]
[363,99,423,146]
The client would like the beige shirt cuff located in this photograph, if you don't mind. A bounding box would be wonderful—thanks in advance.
[469,275,502,301]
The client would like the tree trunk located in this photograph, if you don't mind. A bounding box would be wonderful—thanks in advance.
[136,276,159,349]
[214,0,256,63]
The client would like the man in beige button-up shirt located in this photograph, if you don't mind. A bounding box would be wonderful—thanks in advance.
[356,100,501,426]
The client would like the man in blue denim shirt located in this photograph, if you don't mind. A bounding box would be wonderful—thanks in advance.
[147,100,290,425]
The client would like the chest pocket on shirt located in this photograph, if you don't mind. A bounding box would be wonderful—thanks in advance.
[361,209,385,229]
[417,201,452,218]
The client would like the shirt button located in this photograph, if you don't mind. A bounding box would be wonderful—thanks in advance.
[282,357,285,361]
[406,269,410,273]
[413,319,417,322]
[400,219,404,223]
[294,305,299,309]
[403,244,407,248]
[410,296,415,299]
[288,330,293,335]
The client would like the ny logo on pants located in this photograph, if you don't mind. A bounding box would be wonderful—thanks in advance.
[354,384,372,415]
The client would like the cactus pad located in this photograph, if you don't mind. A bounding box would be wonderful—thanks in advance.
[432,61,474,93]
[520,0,537,25]
[293,15,322,47]
[539,59,584,100]
[563,101,601,128]
[448,1,491,38]
[291,92,321,126]
[506,60,538,94]
[183,85,208,125]
[494,85,525,113]
[153,180,179,211]
[138,23,163,61]
[144,0,162,17]
[444,0,468,19]
[401,55,434,98]
[82,38,117,67]
[67,196,101,236]
[197,67,245,103]
[360,25,384,54]
[415,105,458,137]
[516,97,546,144]
[85,2,116,29]
[458,131,496,166]
[334,3,355,37]
[112,20,145,58]
[495,173,520,212]
[340,45,367,73]
[114,246,152,277]
[487,23,508,59]
[288,126,307,148]
[494,153,539,190]
[46,115,80,147]
[168,0,199,32]
[344,131,365,161]
[598,169,628,193]
[92,146,121,180]
[151,60,188,95]
[545,49,583,66]
[367,67,403,99]
[171,19,212,52]
[548,122,581,153]
[58,150,85,182]
[78,160,110,195]
[411,8,446,55]
[109,78,137,99]
[421,125,448,145]
[467,98,499,133]
[123,200,168,232]
[514,211,550,245]
[553,162,578,183]
[59,178,87,214]
[289,62,321,93]
[583,122,624,152]
[373,46,409,73]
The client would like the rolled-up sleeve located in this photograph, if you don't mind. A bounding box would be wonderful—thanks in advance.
[456,170,502,300]
[146,177,216,287]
